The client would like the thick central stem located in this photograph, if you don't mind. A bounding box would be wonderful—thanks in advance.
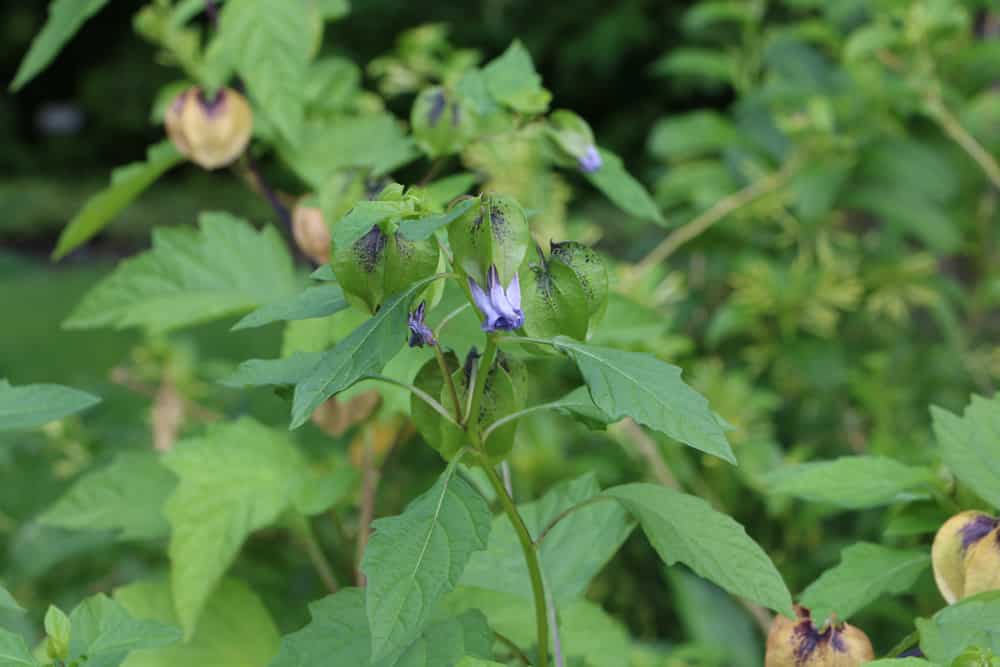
[483,464,550,667]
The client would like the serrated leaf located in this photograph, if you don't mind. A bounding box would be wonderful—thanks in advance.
[116,577,280,667]
[290,275,441,429]
[221,352,322,389]
[163,418,307,637]
[39,452,175,541]
[0,628,37,666]
[604,483,794,616]
[53,142,184,259]
[917,591,1000,665]
[765,456,935,509]
[461,474,633,603]
[551,338,734,463]
[218,0,311,144]
[482,40,551,114]
[0,583,21,613]
[10,0,112,91]
[68,594,181,667]
[233,283,349,330]
[398,198,479,242]
[800,543,930,621]
[0,380,100,432]
[362,459,492,660]
[584,149,665,224]
[65,213,297,333]
[932,394,1000,510]
[270,588,494,667]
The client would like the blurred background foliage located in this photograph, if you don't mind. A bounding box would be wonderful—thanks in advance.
[2,0,1000,665]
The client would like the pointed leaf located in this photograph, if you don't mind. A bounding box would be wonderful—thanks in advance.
[233,283,348,330]
[10,0,112,91]
[584,148,664,224]
[53,142,184,259]
[932,394,1000,510]
[362,460,492,660]
[800,543,930,621]
[604,483,794,616]
[0,584,21,613]
[482,40,551,114]
[0,628,37,666]
[221,352,322,389]
[398,198,479,242]
[68,594,181,667]
[163,418,307,637]
[917,591,1000,665]
[65,213,297,333]
[552,337,734,463]
[0,380,100,432]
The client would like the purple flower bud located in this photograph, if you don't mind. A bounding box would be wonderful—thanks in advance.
[407,301,436,347]
[578,145,602,173]
[469,265,524,333]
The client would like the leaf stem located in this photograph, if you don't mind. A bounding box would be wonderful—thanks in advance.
[533,497,610,547]
[433,344,463,423]
[494,631,532,665]
[289,513,339,594]
[482,463,550,667]
[925,95,1000,190]
[362,375,460,427]
[433,303,471,339]
[482,401,566,443]
[497,335,558,348]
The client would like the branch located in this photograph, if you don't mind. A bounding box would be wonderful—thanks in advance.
[362,375,460,427]
[925,95,1000,190]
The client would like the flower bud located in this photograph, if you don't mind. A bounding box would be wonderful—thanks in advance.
[962,525,1000,599]
[522,241,608,340]
[292,202,331,265]
[411,86,477,158]
[765,606,874,667]
[164,86,253,169]
[331,218,439,314]
[448,194,530,287]
[546,109,602,173]
[931,511,998,603]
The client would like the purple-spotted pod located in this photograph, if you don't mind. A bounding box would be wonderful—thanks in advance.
[765,605,874,667]
[931,511,999,603]
[164,86,253,169]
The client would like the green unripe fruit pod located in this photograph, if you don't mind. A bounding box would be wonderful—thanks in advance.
[331,221,439,314]
[765,606,874,667]
[411,86,477,158]
[412,352,463,461]
[448,193,530,286]
[931,510,998,604]
[522,241,609,340]
[962,525,1000,599]
[546,109,597,163]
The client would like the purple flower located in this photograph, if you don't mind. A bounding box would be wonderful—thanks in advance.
[578,145,602,173]
[407,301,436,347]
[469,265,524,332]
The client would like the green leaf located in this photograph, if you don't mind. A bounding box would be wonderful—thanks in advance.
[292,466,359,516]
[44,605,72,661]
[221,352,322,389]
[116,577,280,667]
[10,0,112,91]
[648,111,739,161]
[917,591,1000,665]
[865,660,935,667]
[481,40,551,114]
[270,588,494,667]
[232,283,348,330]
[290,275,440,429]
[0,380,100,431]
[932,394,1000,510]
[461,474,633,603]
[362,458,492,660]
[765,456,935,509]
[331,201,402,249]
[65,213,297,333]
[218,0,311,144]
[0,583,22,613]
[39,452,175,541]
[163,418,307,637]
[551,386,613,429]
[800,543,930,621]
[422,173,479,208]
[604,483,794,616]
[68,594,181,667]
[551,337,734,463]
[398,198,479,242]
[456,659,507,667]
[53,142,184,260]
[0,628,37,666]
[584,149,665,224]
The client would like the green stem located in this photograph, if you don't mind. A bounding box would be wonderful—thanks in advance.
[465,337,497,432]
[483,463,550,667]
[482,400,566,444]
[433,344,463,423]
[362,374,460,427]
[289,513,339,594]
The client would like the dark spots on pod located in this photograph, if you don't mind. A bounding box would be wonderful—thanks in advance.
[196,88,227,116]
[960,515,999,551]
[354,225,386,273]
[489,205,509,242]
[394,232,415,260]
[427,90,447,127]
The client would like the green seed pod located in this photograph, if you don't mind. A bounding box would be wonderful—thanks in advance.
[411,86,477,158]
[963,525,1000,599]
[448,194,530,286]
[765,606,874,667]
[412,352,464,461]
[931,511,998,604]
[331,219,439,314]
[522,241,608,340]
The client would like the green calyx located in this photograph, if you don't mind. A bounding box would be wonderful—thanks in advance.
[522,240,609,340]
[448,193,530,286]
[545,109,597,163]
[411,85,479,158]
